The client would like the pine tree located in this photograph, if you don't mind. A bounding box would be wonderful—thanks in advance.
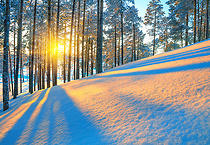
[76,0,81,79]
[29,0,37,94]
[54,0,60,86]
[81,0,86,78]
[206,0,209,39]
[144,0,164,56]
[47,0,51,88]
[96,0,103,74]
[14,0,23,99]
[3,0,10,111]
[68,0,76,82]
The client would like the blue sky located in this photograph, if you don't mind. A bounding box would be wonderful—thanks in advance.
[134,0,169,19]
[134,0,169,44]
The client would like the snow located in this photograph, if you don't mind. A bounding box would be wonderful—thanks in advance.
[0,39,210,144]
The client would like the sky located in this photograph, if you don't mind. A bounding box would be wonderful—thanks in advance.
[134,0,169,44]
[134,0,169,18]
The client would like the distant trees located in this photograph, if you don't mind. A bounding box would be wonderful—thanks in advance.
[165,0,209,51]
[144,0,164,56]
[1,0,149,111]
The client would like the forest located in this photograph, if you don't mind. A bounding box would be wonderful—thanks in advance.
[0,0,209,111]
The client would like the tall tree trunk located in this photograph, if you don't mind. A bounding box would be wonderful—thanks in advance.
[68,0,76,82]
[34,46,37,91]
[133,24,136,61]
[29,0,37,94]
[20,50,22,93]
[3,0,10,111]
[194,0,197,43]
[14,0,23,99]
[206,0,209,39]
[153,10,156,56]
[9,47,13,95]
[96,0,103,74]
[81,0,86,78]
[199,0,203,41]
[39,42,42,90]
[165,29,168,50]
[185,12,189,46]
[118,36,120,66]
[76,0,80,79]
[87,36,90,76]
[85,35,88,76]
[197,0,200,42]
[91,40,93,75]
[52,2,55,86]
[96,0,100,73]
[42,39,46,89]
[37,47,40,90]
[64,24,66,83]
[54,0,60,85]
[74,13,77,80]
[114,21,117,67]
[13,23,16,83]
[47,0,51,88]
[120,0,124,64]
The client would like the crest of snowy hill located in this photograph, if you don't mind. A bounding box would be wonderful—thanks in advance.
[0,39,210,145]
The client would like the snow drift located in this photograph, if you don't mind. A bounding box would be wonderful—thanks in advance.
[0,39,210,144]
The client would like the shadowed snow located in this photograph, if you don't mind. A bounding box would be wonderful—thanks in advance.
[0,39,210,144]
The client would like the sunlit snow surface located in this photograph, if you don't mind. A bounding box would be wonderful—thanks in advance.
[0,40,210,144]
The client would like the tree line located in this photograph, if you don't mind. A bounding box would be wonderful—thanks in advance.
[1,0,209,111]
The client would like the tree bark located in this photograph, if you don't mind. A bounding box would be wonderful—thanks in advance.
[64,24,66,83]
[29,0,37,94]
[121,0,124,64]
[76,0,80,79]
[96,0,103,74]
[206,0,209,39]
[118,36,120,66]
[20,50,22,93]
[14,0,23,99]
[91,40,93,75]
[54,0,60,85]
[197,0,200,41]
[9,47,13,95]
[114,21,117,67]
[81,0,86,78]
[74,13,77,80]
[194,0,196,43]
[3,0,10,111]
[199,1,203,41]
[47,0,51,88]
[68,0,76,82]
[42,39,46,89]
[13,23,16,83]
[133,24,136,61]
[153,10,156,56]
[185,12,189,46]
[87,36,90,77]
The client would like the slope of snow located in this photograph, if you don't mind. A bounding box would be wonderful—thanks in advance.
[0,40,210,144]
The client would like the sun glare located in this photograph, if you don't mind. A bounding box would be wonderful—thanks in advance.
[58,44,64,52]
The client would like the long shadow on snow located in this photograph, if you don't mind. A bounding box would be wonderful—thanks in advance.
[0,89,48,144]
[99,61,210,78]
[108,46,210,72]
[1,86,107,145]
[45,86,107,145]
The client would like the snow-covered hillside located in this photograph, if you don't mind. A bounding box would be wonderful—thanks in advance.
[0,40,210,144]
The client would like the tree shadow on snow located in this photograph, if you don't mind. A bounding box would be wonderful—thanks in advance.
[0,86,107,145]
